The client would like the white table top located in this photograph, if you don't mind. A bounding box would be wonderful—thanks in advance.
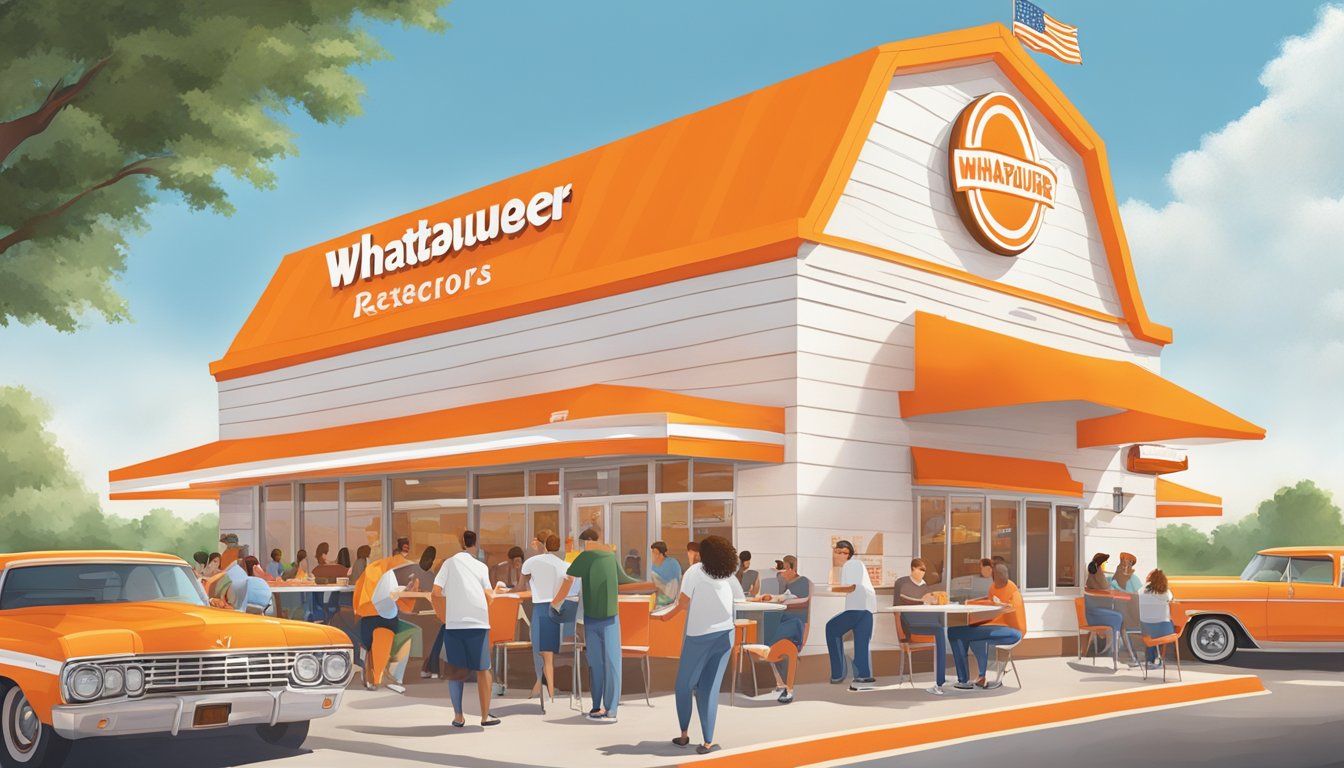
[878,603,1007,615]
[734,601,786,612]
[269,584,353,593]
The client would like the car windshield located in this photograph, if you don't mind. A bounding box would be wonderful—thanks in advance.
[1239,554,1290,582]
[0,562,208,610]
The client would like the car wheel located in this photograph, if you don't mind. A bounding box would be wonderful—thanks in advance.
[256,720,310,749]
[1187,616,1237,663]
[0,683,71,768]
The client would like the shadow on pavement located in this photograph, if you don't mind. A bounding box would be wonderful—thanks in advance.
[64,727,305,768]
[305,734,555,768]
[1211,653,1344,674]
[597,738,691,758]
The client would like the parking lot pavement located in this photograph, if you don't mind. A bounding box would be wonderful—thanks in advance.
[62,655,1265,768]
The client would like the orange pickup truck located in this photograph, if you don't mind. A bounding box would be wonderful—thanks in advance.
[1174,546,1344,663]
[0,551,353,767]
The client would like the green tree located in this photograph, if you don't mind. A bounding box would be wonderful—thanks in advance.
[0,386,216,559]
[0,0,447,329]
[1158,480,1344,575]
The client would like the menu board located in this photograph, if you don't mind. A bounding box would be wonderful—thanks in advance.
[830,532,885,586]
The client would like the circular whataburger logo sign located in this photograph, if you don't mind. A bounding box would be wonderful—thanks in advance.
[948,92,1057,256]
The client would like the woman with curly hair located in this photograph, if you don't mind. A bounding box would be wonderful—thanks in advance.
[1139,569,1176,668]
[656,535,743,755]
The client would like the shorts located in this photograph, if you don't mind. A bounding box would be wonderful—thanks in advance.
[532,601,576,653]
[359,614,399,649]
[442,627,491,672]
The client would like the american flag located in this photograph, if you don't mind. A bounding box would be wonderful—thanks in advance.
[1012,0,1081,65]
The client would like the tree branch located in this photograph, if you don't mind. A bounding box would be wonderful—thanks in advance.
[0,56,111,167]
[0,157,162,257]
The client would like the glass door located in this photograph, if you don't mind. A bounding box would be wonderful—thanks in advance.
[614,502,649,579]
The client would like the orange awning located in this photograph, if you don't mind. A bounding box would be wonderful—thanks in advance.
[911,447,1083,497]
[109,385,784,499]
[899,313,1265,448]
[1156,478,1223,518]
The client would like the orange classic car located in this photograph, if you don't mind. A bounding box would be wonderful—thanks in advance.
[1173,546,1344,663]
[0,551,353,767]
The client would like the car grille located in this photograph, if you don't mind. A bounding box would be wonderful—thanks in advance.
[97,651,298,694]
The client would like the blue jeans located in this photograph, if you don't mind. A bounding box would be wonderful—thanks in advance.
[584,615,621,716]
[825,610,873,680]
[675,630,733,744]
[1141,620,1176,663]
[903,614,948,686]
[947,625,1022,683]
[1085,606,1133,661]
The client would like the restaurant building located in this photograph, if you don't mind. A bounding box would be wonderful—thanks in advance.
[111,25,1262,656]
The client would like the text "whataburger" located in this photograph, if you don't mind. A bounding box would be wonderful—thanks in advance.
[324,183,573,289]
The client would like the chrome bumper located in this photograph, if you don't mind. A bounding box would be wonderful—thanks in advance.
[50,687,344,740]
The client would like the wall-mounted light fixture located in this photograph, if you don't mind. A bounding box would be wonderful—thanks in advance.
[1112,486,1127,514]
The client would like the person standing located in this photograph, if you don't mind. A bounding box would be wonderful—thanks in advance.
[825,540,877,690]
[686,541,700,567]
[431,530,501,727]
[736,551,760,598]
[650,541,683,607]
[491,546,525,589]
[518,533,576,708]
[551,528,647,722]
[657,535,742,755]
[353,539,418,694]
[945,564,1025,689]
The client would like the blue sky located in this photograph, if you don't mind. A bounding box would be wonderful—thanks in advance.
[2,0,1339,526]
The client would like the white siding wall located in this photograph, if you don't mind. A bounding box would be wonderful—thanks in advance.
[824,61,1128,325]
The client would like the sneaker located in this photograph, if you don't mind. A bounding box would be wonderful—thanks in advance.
[386,683,406,694]
[829,677,846,685]
[981,680,1003,690]
[777,689,794,704]
[595,715,618,724]
[586,711,607,721]
[952,681,975,690]
[363,681,376,691]
[926,685,946,696]
[848,677,877,691]
[1152,658,1163,668]
[419,671,433,679]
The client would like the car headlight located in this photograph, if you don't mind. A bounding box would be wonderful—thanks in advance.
[102,667,125,697]
[293,654,321,684]
[125,666,145,695]
[321,652,350,683]
[69,666,103,701]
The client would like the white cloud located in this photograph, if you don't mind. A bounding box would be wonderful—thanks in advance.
[1122,5,1344,526]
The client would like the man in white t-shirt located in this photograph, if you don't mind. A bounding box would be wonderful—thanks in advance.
[824,540,877,689]
[517,533,577,707]
[431,530,500,727]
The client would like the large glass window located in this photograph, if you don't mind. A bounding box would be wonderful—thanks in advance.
[475,471,524,500]
[301,482,339,559]
[262,484,294,564]
[531,505,560,547]
[617,502,649,579]
[392,474,468,560]
[949,496,984,579]
[692,500,733,542]
[530,470,560,497]
[917,496,947,584]
[619,465,648,495]
[659,501,691,570]
[345,479,383,560]
[657,461,689,493]
[693,461,734,493]
[478,504,526,573]
[1025,501,1051,590]
[1055,505,1080,588]
[989,499,1018,582]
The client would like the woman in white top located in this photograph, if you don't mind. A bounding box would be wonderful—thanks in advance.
[517,533,579,708]
[1139,568,1177,668]
[656,535,744,755]
[825,539,877,688]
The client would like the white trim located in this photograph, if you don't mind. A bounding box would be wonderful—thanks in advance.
[0,650,61,676]
[113,416,783,494]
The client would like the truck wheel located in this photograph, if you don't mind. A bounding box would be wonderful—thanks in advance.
[0,683,71,768]
[256,720,310,749]
[1187,616,1237,663]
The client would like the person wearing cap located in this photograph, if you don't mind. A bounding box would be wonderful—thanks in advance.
[354,538,419,694]
[650,541,683,607]
[825,540,877,689]
[750,555,810,703]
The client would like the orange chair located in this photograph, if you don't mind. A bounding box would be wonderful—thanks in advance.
[618,597,654,706]
[488,597,530,694]
[741,602,811,702]
[1075,596,1119,671]
[893,616,939,688]
[1140,601,1184,682]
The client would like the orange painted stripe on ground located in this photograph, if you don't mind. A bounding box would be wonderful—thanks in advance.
[684,676,1265,768]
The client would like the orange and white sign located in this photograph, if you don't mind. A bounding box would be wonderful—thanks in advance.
[948,92,1056,256]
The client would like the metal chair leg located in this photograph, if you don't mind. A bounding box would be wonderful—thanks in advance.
[643,656,651,707]
[749,652,759,697]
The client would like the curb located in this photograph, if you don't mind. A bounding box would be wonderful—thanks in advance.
[680,675,1266,768]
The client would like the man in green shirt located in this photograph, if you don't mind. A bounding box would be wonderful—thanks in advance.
[551,528,648,721]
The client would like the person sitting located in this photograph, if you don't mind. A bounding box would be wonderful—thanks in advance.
[1084,552,1135,664]
[736,551,760,597]
[491,546,525,589]
[749,554,811,703]
[202,552,222,578]
[191,551,209,579]
[265,549,285,580]
[650,541,683,607]
[349,545,371,584]
[1139,568,1176,669]
[285,549,311,580]
[353,540,419,694]
[1110,552,1141,594]
[826,540,877,690]
[944,563,1025,690]
[218,556,274,615]
[686,540,700,566]
[314,542,332,566]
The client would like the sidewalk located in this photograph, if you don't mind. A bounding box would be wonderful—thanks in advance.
[281,658,1264,768]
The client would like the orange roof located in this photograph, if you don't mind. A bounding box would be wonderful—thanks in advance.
[211,24,1171,382]
[0,551,186,570]
[900,312,1264,448]
[911,447,1083,497]
[1258,546,1344,557]
[1156,478,1223,519]
[109,385,784,497]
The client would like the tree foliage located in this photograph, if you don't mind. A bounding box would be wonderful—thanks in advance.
[0,386,216,559]
[0,0,448,329]
[1158,480,1344,575]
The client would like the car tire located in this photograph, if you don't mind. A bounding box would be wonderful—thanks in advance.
[1187,616,1237,663]
[256,720,310,749]
[0,683,71,768]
